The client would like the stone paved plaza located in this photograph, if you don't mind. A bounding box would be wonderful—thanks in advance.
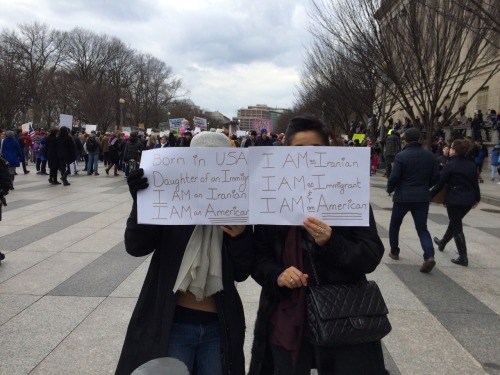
[0,163,499,375]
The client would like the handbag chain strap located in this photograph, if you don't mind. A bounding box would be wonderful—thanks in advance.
[305,243,321,286]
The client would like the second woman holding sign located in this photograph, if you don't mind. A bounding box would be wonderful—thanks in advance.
[248,116,388,375]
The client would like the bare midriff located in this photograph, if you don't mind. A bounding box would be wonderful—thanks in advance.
[176,291,216,313]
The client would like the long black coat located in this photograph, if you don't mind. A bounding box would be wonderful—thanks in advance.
[45,134,59,170]
[430,155,480,206]
[115,203,254,375]
[57,135,76,165]
[248,207,388,375]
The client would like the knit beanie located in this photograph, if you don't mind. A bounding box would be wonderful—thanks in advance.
[190,132,231,147]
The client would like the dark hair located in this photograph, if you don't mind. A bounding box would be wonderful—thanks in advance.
[451,139,472,157]
[250,130,257,136]
[284,115,330,146]
[59,126,70,137]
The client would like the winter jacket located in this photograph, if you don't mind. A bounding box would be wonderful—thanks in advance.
[249,208,387,375]
[430,155,481,207]
[1,138,22,168]
[387,143,440,202]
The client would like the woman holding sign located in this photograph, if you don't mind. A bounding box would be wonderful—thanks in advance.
[249,116,388,375]
[116,132,254,375]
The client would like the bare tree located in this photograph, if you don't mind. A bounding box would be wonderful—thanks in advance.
[2,22,63,127]
[308,0,500,146]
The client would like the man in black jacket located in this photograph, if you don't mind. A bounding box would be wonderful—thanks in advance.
[387,128,440,273]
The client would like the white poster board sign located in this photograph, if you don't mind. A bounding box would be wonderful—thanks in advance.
[60,114,73,127]
[84,124,97,133]
[137,147,370,226]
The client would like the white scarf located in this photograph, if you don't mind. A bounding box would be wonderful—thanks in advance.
[173,225,224,301]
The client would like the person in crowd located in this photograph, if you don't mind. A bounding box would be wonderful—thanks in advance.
[176,131,193,147]
[249,115,388,375]
[387,128,440,273]
[57,126,76,186]
[81,134,89,172]
[490,142,500,181]
[473,139,488,183]
[39,138,48,176]
[436,144,451,170]
[22,130,34,164]
[15,129,30,174]
[122,131,143,177]
[85,130,101,176]
[431,139,481,266]
[471,112,482,141]
[254,128,274,146]
[33,137,42,174]
[0,150,12,264]
[101,132,110,166]
[146,134,160,150]
[70,130,83,175]
[159,135,170,148]
[45,128,60,185]
[273,133,284,146]
[115,131,254,375]
[105,133,122,176]
[168,132,177,147]
[242,130,257,147]
[383,129,401,180]
[1,131,22,190]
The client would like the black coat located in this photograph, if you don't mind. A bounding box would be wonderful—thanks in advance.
[248,207,387,375]
[57,135,76,165]
[387,143,440,202]
[430,155,480,207]
[115,203,254,375]
[45,134,59,170]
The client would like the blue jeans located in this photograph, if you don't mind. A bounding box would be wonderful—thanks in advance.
[389,201,435,260]
[87,153,99,174]
[167,321,221,375]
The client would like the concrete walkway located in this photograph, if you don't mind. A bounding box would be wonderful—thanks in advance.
[0,163,499,374]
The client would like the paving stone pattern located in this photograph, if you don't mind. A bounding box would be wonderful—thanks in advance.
[0,164,499,374]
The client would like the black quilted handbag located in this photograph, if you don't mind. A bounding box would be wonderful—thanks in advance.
[305,251,392,347]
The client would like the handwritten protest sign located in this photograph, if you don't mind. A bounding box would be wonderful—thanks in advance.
[137,148,250,225]
[137,146,370,226]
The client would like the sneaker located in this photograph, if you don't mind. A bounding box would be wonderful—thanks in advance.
[388,252,399,260]
[94,172,99,176]
[420,257,436,273]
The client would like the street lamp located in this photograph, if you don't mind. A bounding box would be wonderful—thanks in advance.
[119,98,125,130]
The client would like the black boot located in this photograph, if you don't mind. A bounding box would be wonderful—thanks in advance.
[0,251,5,264]
[433,228,453,252]
[61,174,71,186]
[451,233,468,266]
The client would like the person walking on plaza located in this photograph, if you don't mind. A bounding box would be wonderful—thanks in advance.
[15,129,30,174]
[387,128,440,273]
[57,126,76,186]
[105,133,122,176]
[431,139,481,266]
[1,131,22,190]
[85,130,101,176]
[45,128,60,185]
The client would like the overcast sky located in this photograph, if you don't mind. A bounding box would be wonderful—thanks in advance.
[0,0,313,119]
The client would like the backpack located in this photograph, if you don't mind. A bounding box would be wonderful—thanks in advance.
[126,140,141,161]
[86,137,98,152]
